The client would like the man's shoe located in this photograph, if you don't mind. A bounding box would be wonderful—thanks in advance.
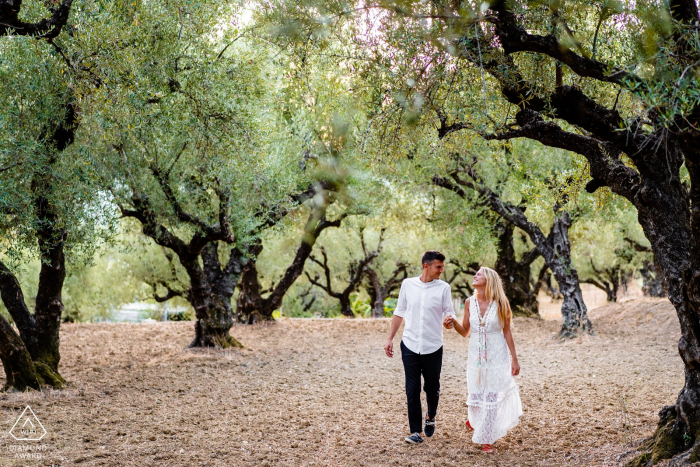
[424,413,435,437]
[404,433,423,444]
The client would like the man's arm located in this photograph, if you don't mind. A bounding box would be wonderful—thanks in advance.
[385,281,407,358]
[384,315,403,357]
[442,285,456,317]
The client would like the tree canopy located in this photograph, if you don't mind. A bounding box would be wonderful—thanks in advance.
[1,1,695,464]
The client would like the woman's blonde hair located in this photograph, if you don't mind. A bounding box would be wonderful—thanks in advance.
[474,267,512,328]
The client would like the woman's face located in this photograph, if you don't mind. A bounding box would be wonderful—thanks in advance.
[472,269,487,288]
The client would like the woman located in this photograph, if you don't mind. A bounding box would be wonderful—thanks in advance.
[445,267,522,453]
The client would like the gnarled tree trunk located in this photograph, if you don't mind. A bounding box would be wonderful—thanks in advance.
[121,177,244,348]
[235,243,265,324]
[582,262,626,302]
[0,261,66,390]
[433,174,588,335]
[0,0,77,393]
[26,196,68,386]
[306,229,381,318]
[621,163,697,466]
[235,209,345,323]
[183,243,244,348]
[366,261,408,318]
[0,165,71,389]
[640,261,667,298]
[0,316,44,391]
[493,221,541,317]
[150,243,245,348]
[544,212,591,337]
[338,296,353,318]
[625,237,668,298]
[0,96,78,390]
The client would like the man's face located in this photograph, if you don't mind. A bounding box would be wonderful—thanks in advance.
[423,260,444,281]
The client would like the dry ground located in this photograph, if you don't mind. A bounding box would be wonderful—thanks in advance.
[0,298,685,466]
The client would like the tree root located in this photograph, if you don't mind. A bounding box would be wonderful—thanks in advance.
[214,334,244,349]
[34,362,66,389]
[244,312,276,324]
[558,322,595,339]
[1,360,65,392]
[511,306,540,319]
[188,331,244,349]
[625,406,690,466]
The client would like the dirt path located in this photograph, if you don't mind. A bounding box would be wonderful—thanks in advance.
[0,298,683,466]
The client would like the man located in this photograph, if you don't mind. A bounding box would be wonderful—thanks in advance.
[384,251,455,444]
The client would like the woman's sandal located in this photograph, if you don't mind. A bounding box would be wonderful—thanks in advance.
[482,444,493,453]
[465,420,474,431]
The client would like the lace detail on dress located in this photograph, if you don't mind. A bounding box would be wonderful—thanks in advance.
[474,298,491,386]
[477,393,498,444]
[466,296,522,444]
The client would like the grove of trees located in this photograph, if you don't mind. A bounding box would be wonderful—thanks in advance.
[0,0,692,464]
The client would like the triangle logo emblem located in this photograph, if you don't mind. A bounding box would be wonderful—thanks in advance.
[9,406,47,441]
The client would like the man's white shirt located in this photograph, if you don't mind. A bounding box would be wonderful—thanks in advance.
[393,276,455,355]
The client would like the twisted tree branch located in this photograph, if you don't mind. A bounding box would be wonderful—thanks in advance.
[0,0,74,39]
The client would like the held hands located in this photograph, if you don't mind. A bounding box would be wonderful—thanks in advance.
[443,315,455,329]
[511,359,520,376]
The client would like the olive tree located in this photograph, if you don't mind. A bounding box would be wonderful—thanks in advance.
[0,0,110,390]
[75,1,327,347]
[295,0,700,463]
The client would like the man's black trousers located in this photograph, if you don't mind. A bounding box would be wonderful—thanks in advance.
[400,341,443,434]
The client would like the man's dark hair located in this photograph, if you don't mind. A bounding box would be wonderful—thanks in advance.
[421,250,445,266]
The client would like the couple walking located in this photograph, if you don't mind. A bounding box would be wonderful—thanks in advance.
[384,251,522,453]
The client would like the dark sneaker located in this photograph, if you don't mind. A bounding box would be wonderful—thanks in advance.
[404,433,423,444]
[424,413,435,437]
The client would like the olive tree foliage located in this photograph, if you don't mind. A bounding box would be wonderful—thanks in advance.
[353,49,599,328]
[357,19,617,330]
[0,0,121,389]
[267,0,700,463]
[229,8,402,323]
[262,1,580,329]
[68,1,325,347]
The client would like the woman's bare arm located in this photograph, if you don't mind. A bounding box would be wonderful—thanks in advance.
[503,318,520,376]
[450,298,471,338]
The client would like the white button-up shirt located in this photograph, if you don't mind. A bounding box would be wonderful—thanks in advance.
[393,277,455,355]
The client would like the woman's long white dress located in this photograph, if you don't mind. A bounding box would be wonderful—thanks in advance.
[466,298,522,444]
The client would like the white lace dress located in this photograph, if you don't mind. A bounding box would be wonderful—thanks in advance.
[466,298,522,444]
